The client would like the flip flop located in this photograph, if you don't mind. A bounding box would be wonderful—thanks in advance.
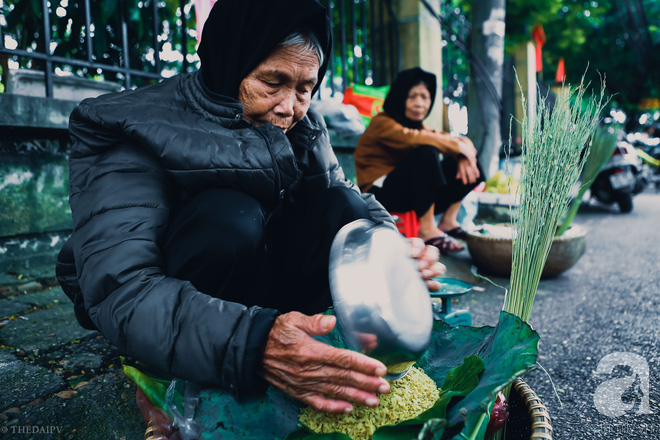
[444,226,469,240]
[424,235,464,255]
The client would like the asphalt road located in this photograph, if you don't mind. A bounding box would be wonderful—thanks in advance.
[448,188,660,439]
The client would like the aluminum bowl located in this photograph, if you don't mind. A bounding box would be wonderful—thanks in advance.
[329,219,433,378]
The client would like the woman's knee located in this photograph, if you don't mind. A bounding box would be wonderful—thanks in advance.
[320,186,370,221]
[409,145,443,174]
[415,144,442,161]
[164,188,266,277]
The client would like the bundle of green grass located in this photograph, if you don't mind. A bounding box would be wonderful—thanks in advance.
[506,77,607,321]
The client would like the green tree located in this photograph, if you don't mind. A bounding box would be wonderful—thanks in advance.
[505,0,660,127]
[504,0,564,52]
[439,0,471,106]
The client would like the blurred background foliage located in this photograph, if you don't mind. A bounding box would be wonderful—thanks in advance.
[441,0,659,129]
[1,0,197,87]
[1,0,658,127]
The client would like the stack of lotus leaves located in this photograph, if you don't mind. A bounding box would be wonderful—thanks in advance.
[184,312,540,440]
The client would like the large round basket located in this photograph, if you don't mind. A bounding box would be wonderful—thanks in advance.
[507,378,554,440]
[144,378,552,440]
[465,225,587,278]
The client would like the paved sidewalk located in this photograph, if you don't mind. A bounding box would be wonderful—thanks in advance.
[0,280,143,439]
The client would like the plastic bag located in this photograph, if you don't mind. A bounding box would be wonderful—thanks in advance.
[309,99,365,136]
[166,379,201,440]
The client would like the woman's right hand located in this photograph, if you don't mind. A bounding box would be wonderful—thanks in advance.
[409,237,446,291]
[260,312,391,414]
[455,137,480,184]
[456,156,481,184]
[457,137,478,166]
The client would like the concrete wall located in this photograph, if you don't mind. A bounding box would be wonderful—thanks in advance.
[0,94,77,281]
[1,71,122,240]
[0,94,75,237]
[7,69,122,101]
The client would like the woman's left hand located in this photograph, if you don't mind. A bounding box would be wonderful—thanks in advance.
[409,237,445,291]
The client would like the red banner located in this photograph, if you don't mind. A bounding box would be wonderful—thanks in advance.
[555,57,566,83]
[342,85,389,124]
[531,25,546,72]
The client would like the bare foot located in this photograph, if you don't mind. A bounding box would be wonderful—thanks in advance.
[417,225,446,243]
[437,220,461,233]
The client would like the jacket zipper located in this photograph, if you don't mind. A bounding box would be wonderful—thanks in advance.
[252,126,284,203]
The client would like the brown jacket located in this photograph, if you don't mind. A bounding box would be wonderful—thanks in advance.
[354,113,463,192]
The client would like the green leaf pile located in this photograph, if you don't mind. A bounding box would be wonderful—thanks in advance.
[176,312,539,440]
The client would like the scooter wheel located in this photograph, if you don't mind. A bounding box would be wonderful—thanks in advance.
[617,194,633,213]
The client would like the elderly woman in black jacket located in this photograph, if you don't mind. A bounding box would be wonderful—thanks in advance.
[56,0,443,417]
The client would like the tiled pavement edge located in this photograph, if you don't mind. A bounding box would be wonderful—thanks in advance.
[0,280,144,439]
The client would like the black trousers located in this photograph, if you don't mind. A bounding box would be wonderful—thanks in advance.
[162,186,370,315]
[370,145,484,218]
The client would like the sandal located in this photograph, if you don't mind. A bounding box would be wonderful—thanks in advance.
[444,226,469,240]
[424,235,464,255]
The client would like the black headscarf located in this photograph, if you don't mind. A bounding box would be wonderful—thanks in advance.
[197,0,332,100]
[382,67,437,129]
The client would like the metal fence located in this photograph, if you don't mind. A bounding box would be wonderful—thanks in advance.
[322,0,401,95]
[0,0,192,95]
[0,0,400,98]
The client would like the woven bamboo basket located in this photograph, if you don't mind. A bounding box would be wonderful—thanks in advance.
[144,378,552,440]
[506,378,554,440]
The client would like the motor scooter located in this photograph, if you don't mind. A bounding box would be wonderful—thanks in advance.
[627,131,660,190]
[590,137,644,213]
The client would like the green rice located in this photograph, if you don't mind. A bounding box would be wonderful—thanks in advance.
[299,366,440,440]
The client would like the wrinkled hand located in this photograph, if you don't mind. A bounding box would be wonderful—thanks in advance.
[261,313,391,414]
[456,156,481,185]
[409,238,446,291]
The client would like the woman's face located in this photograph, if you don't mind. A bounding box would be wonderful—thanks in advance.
[404,83,432,122]
[238,44,319,133]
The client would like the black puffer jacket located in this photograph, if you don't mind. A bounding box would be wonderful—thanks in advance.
[56,71,392,398]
